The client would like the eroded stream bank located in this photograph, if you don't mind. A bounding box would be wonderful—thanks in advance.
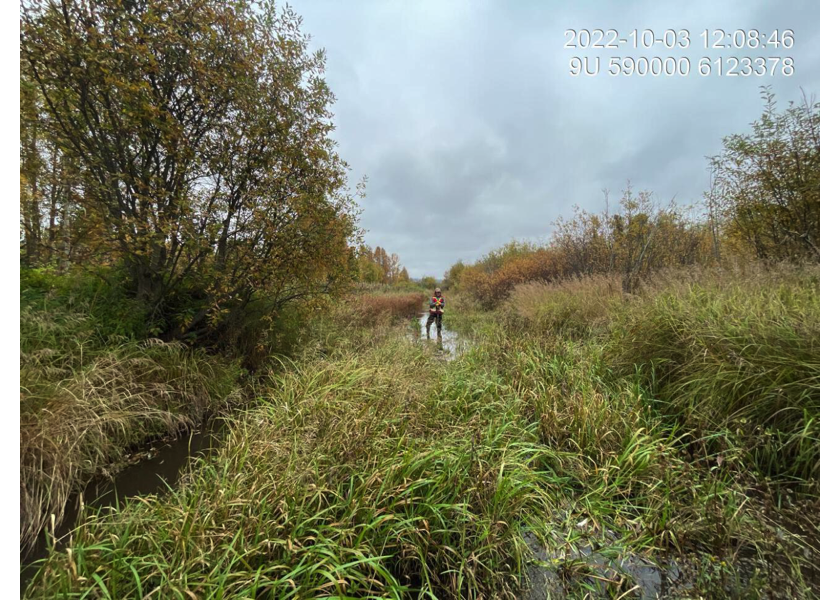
[21,420,227,592]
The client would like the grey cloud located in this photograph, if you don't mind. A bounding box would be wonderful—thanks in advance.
[298,0,819,278]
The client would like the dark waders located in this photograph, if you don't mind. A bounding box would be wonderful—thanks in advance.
[426,311,442,338]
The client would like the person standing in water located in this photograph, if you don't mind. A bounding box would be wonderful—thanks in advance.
[426,287,445,338]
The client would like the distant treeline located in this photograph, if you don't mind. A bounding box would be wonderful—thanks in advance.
[355,245,410,284]
[446,90,819,306]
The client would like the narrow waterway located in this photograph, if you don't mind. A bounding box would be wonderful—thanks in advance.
[409,311,467,360]
[21,421,227,593]
[23,316,465,593]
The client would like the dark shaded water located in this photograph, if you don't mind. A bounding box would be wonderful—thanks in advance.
[21,421,226,594]
[523,530,679,600]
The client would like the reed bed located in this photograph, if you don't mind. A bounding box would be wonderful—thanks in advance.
[348,292,425,322]
[25,264,819,598]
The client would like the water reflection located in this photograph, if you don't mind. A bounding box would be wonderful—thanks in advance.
[410,312,465,360]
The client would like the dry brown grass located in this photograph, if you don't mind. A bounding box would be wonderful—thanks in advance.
[503,275,623,335]
[349,292,424,322]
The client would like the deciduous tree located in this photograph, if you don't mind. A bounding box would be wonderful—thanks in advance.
[21,0,360,341]
[709,89,819,261]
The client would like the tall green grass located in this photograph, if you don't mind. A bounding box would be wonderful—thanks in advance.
[26,331,566,598]
[25,265,819,598]
[20,276,243,552]
[608,265,819,483]
[477,264,819,485]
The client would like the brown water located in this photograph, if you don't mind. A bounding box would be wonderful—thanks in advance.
[410,311,467,360]
[20,421,226,594]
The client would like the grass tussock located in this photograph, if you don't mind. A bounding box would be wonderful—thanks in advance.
[475,263,818,485]
[20,299,242,553]
[610,264,820,483]
[25,264,819,599]
[27,330,563,598]
[500,275,624,338]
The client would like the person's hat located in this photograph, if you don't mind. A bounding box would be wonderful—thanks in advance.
[434,288,441,293]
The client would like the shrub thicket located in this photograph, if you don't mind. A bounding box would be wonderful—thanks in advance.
[454,93,818,308]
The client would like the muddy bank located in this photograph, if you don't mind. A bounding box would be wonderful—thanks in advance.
[21,420,227,593]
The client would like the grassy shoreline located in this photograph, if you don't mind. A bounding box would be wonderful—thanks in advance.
[23,266,819,598]
[20,275,245,554]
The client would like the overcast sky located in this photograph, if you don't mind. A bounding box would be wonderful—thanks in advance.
[297,0,820,279]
